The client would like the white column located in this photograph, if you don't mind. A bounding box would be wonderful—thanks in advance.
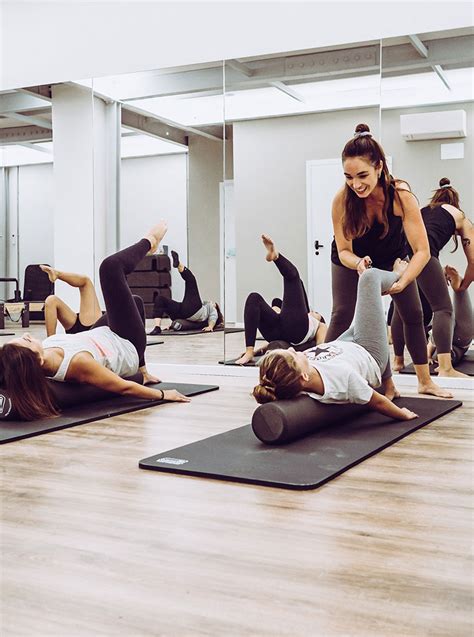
[51,84,119,309]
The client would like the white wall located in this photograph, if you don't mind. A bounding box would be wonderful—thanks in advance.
[18,164,54,281]
[2,1,473,90]
[187,135,224,303]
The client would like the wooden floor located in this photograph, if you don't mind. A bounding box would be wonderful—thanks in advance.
[1,322,473,636]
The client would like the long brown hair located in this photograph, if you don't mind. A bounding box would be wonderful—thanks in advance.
[253,350,303,404]
[0,345,59,420]
[341,123,413,240]
[428,178,464,252]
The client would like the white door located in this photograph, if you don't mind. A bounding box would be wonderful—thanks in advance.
[219,180,236,324]
[306,159,342,321]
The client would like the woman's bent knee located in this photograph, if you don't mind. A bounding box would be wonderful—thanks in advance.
[44,294,59,307]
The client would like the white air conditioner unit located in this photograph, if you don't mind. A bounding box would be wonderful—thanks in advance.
[400,110,467,141]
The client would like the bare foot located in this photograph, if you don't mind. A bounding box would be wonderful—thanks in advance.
[235,352,255,365]
[40,264,58,283]
[393,355,405,372]
[427,340,436,363]
[143,371,162,385]
[146,220,168,254]
[262,234,279,262]
[435,367,469,379]
[445,265,463,292]
[381,377,401,401]
[393,257,409,277]
[418,381,453,399]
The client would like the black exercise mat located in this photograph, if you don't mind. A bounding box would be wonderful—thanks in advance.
[218,356,262,367]
[146,338,164,346]
[0,383,219,444]
[399,350,474,376]
[159,326,244,336]
[139,397,461,490]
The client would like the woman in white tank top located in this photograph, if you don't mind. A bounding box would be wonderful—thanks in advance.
[0,221,190,420]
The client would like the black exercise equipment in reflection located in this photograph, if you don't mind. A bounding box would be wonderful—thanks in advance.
[139,397,461,490]
[158,318,243,335]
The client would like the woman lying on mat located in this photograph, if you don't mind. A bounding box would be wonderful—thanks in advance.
[148,251,223,336]
[391,178,473,376]
[0,221,190,420]
[235,235,327,365]
[253,258,453,421]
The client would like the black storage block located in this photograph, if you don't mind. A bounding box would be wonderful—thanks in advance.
[127,271,171,288]
[134,254,171,272]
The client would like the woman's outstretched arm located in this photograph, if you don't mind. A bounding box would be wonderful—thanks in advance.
[66,353,190,402]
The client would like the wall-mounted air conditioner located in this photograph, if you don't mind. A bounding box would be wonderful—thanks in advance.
[400,110,467,141]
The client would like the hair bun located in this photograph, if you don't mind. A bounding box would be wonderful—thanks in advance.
[439,177,451,187]
[355,123,370,134]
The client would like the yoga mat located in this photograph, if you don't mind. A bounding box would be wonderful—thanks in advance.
[218,356,262,367]
[146,337,164,346]
[399,350,474,377]
[0,332,15,337]
[159,326,244,336]
[0,383,218,444]
[139,397,461,490]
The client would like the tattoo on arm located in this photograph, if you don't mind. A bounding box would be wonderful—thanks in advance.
[462,237,471,248]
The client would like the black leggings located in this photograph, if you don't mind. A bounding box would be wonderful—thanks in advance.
[152,268,202,320]
[391,256,453,356]
[92,295,146,365]
[96,239,151,368]
[244,254,310,347]
[326,263,428,365]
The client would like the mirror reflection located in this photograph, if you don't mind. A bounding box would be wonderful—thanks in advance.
[381,27,474,377]
[0,80,96,337]
[222,41,382,363]
[91,63,226,365]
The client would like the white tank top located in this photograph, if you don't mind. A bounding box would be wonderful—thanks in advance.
[292,314,321,346]
[43,326,139,382]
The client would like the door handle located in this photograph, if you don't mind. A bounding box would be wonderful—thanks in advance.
[314,239,324,255]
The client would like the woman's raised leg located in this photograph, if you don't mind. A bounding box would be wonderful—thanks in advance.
[99,221,168,370]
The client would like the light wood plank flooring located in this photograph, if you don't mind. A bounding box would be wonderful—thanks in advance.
[1,322,473,636]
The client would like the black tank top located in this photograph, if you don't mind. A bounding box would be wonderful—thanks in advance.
[331,186,407,270]
[416,205,456,259]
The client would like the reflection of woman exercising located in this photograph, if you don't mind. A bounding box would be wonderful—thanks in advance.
[40,266,102,336]
[391,178,474,376]
[0,221,190,421]
[253,259,431,419]
[235,235,327,365]
[149,251,223,335]
[326,123,450,398]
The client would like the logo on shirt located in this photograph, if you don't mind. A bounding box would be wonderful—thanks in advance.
[306,344,343,363]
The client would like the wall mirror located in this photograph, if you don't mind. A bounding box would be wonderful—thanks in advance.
[380,26,473,298]
[222,41,382,363]
[92,62,226,366]
[0,80,95,333]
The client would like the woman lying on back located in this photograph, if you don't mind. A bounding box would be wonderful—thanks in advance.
[253,259,452,421]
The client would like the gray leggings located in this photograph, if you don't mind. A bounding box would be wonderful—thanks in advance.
[326,263,428,365]
[338,268,399,380]
[392,257,453,355]
[393,275,473,365]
